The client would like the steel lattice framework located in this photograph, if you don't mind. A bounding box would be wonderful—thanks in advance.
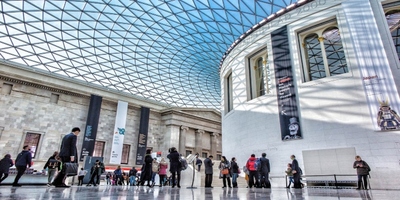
[0,0,297,109]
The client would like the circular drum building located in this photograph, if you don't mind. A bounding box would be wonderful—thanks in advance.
[220,0,400,189]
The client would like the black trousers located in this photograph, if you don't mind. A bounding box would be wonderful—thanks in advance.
[0,172,9,183]
[293,172,302,188]
[88,173,99,185]
[205,174,213,187]
[358,175,368,189]
[78,175,84,186]
[260,172,270,188]
[248,171,259,188]
[171,171,181,186]
[52,156,71,186]
[13,166,27,185]
[222,175,231,187]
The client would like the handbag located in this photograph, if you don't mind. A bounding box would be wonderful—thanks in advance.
[64,162,79,176]
[221,168,229,175]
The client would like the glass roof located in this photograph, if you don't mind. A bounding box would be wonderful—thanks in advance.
[0,0,297,109]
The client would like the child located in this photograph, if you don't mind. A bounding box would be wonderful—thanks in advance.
[285,163,294,188]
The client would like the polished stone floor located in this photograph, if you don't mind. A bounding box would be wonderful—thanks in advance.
[0,185,397,200]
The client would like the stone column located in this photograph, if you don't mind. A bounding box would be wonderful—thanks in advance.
[179,126,189,154]
[195,129,204,155]
[163,125,180,154]
[210,132,219,157]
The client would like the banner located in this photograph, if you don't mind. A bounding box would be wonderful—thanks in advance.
[135,107,150,165]
[271,25,303,141]
[109,101,128,164]
[342,1,400,131]
[80,94,102,161]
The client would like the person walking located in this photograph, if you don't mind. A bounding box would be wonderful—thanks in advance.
[230,157,239,188]
[140,149,153,187]
[204,155,214,188]
[12,145,32,187]
[353,155,371,190]
[167,147,181,188]
[78,167,88,186]
[195,153,202,172]
[290,155,302,189]
[158,157,168,187]
[43,151,61,186]
[285,163,294,188]
[258,153,271,188]
[52,127,80,188]
[128,167,137,186]
[0,154,13,185]
[246,154,259,188]
[219,156,232,188]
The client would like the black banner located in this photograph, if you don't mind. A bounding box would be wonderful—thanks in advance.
[271,26,302,141]
[80,94,103,161]
[135,106,150,165]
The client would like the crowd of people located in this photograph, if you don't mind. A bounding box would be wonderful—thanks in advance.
[0,126,372,190]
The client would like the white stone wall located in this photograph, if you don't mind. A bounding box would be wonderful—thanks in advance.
[221,0,400,189]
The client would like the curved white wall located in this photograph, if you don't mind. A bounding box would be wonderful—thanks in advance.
[221,0,400,189]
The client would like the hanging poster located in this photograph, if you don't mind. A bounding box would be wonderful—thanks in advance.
[271,25,302,140]
[110,101,128,164]
[136,107,150,165]
[80,94,102,161]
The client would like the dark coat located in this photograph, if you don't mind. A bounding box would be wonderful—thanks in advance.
[142,154,153,180]
[204,157,214,175]
[167,150,181,173]
[59,133,78,163]
[219,160,231,178]
[258,157,270,174]
[291,159,300,175]
[353,160,370,175]
[0,157,13,173]
[15,150,32,168]
[231,161,239,174]
[43,155,61,171]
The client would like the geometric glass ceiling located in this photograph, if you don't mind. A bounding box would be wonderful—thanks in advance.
[0,0,297,109]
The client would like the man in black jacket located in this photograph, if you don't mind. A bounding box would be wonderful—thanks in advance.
[167,147,181,188]
[258,153,271,188]
[291,155,302,188]
[0,154,14,185]
[52,127,80,187]
[204,155,214,188]
[12,145,32,187]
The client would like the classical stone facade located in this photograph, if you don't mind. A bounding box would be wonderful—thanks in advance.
[0,62,221,170]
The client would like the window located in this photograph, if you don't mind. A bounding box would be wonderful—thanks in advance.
[386,10,400,61]
[121,144,130,164]
[201,152,208,158]
[1,83,13,95]
[216,154,222,160]
[248,48,271,99]
[50,93,59,104]
[225,72,233,113]
[23,132,41,159]
[93,141,105,157]
[185,150,192,157]
[300,20,348,82]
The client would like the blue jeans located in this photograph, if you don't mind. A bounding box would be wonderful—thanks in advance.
[129,176,136,186]
[232,173,238,187]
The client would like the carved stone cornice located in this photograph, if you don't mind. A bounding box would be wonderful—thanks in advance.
[180,126,189,131]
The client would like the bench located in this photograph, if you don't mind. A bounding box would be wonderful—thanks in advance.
[305,179,358,189]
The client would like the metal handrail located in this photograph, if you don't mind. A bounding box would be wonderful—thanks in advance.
[282,174,371,190]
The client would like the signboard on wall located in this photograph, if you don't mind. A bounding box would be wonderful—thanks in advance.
[80,94,102,161]
[109,101,128,164]
[271,25,303,141]
[135,106,150,165]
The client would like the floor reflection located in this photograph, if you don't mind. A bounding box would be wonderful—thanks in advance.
[0,186,396,200]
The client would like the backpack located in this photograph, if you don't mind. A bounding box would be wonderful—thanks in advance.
[256,158,262,171]
[152,162,160,173]
[180,158,188,170]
